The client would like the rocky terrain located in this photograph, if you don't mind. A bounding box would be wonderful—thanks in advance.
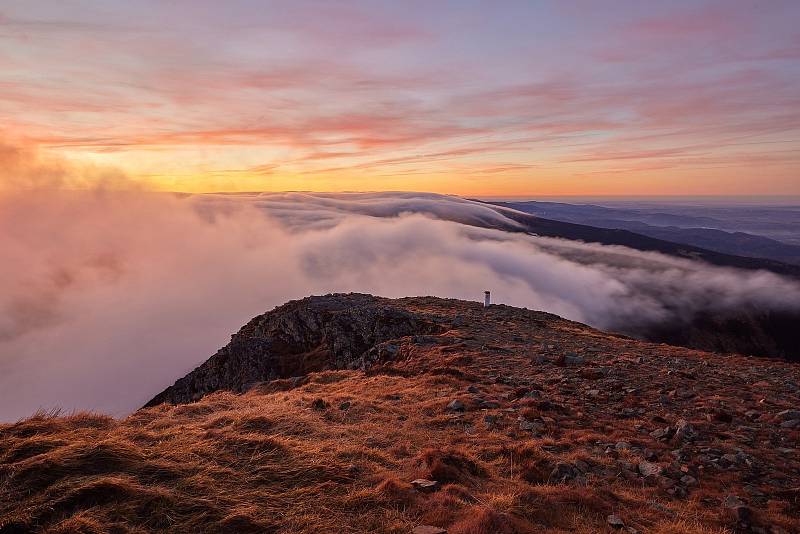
[146,294,443,406]
[2,294,799,533]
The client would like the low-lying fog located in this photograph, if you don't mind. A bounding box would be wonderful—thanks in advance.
[3,153,800,421]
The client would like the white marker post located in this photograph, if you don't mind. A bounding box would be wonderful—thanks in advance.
[484,291,491,307]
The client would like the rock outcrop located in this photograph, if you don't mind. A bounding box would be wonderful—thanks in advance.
[146,294,441,406]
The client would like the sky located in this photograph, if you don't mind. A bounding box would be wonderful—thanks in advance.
[1,0,799,195]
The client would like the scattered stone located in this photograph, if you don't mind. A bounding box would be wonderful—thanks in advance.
[446,399,465,412]
[672,388,696,400]
[479,400,500,409]
[412,526,446,534]
[680,474,698,486]
[519,419,536,431]
[722,495,752,524]
[466,385,480,394]
[607,514,625,529]
[550,462,585,484]
[638,460,663,478]
[657,476,675,489]
[650,427,670,440]
[672,419,696,444]
[339,401,351,411]
[648,501,677,517]
[721,453,739,465]
[779,419,800,429]
[410,479,439,493]
[580,368,604,379]
[776,409,800,421]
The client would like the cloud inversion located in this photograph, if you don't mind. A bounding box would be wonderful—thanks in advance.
[2,182,800,421]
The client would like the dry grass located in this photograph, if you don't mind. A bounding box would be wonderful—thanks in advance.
[2,298,799,533]
[0,370,766,533]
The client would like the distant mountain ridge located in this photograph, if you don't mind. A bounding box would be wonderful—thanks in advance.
[489,200,800,267]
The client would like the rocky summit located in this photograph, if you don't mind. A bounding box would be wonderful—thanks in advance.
[2,294,799,533]
[145,294,443,406]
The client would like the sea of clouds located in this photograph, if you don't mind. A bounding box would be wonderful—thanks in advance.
[2,142,800,421]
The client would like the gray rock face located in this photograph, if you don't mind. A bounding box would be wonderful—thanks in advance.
[145,294,441,406]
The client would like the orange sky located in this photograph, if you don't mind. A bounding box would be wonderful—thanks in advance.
[2,1,799,195]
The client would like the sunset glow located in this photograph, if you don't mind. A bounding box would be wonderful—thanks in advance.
[2,1,799,195]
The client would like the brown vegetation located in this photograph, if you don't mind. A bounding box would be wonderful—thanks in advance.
[1,296,799,533]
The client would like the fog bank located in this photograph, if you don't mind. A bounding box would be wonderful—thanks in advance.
[2,187,800,421]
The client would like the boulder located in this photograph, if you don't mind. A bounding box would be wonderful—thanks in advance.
[607,514,625,529]
[446,399,466,412]
[410,479,439,493]
[722,495,752,524]
[776,409,800,421]
[412,526,447,534]
[638,460,663,478]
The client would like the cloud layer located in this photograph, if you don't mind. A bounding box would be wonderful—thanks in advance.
[3,184,800,421]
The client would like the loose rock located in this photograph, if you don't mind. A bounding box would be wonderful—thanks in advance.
[607,514,625,529]
[410,479,439,493]
[412,526,446,534]
[638,460,663,478]
[446,399,465,412]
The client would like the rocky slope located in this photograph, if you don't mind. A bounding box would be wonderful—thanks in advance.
[146,294,443,406]
[2,294,800,534]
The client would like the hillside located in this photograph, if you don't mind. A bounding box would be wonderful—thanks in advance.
[481,204,800,280]
[489,200,800,267]
[2,295,799,533]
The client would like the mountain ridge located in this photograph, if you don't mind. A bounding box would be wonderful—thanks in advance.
[488,200,800,266]
[2,294,799,533]
[470,201,800,279]
[149,292,800,413]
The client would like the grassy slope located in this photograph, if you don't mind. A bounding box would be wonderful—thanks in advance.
[1,298,798,533]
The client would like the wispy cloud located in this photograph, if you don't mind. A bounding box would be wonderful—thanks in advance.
[1,1,799,193]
